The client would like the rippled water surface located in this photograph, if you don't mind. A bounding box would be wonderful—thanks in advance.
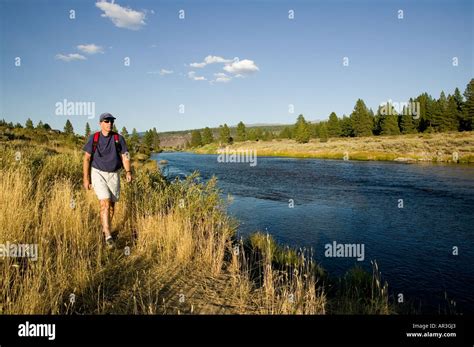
[154,152,474,313]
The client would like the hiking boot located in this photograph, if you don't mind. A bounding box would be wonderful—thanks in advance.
[105,237,116,250]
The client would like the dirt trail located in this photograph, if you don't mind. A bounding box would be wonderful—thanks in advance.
[83,226,253,315]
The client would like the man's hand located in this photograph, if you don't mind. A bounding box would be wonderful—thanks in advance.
[83,178,92,190]
[122,152,132,183]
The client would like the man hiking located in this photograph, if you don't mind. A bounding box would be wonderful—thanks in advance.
[83,113,132,249]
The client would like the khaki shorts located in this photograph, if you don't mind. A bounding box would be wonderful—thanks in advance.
[91,167,120,202]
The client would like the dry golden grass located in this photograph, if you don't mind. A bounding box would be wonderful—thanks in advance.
[0,142,391,315]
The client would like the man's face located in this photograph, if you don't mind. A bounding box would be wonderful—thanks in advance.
[100,119,114,133]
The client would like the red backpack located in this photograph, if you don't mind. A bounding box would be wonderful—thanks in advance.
[91,131,123,167]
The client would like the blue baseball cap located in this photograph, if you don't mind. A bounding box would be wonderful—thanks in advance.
[99,113,116,122]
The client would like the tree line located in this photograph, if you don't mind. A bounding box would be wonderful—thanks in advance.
[188,78,474,146]
[2,79,473,149]
[0,118,160,155]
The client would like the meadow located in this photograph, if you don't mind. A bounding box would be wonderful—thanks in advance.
[0,137,392,315]
[195,132,474,163]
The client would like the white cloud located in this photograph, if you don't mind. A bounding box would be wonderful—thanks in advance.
[77,44,104,54]
[159,69,173,75]
[223,59,259,75]
[213,72,231,83]
[188,71,206,81]
[187,56,259,83]
[189,62,207,68]
[147,69,173,75]
[189,55,233,68]
[95,1,146,30]
[55,53,87,62]
[204,55,233,64]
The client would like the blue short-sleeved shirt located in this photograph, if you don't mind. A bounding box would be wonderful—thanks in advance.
[83,132,128,172]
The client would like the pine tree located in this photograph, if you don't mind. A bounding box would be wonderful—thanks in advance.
[279,126,292,139]
[262,130,274,141]
[463,78,474,130]
[112,124,118,133]
[453,87,465,130]
[85,122,91,138]
[400,113,416,134]
[327,112,341,137]
[130,128,139,152]
[350,99,373,137]
[429,91,458,132]
[202,127,214,144]
[378,103,400,135]
[25,118,34,129]
[373,113,382,135]
[254,128,263,141]
[415,93,435,132]
[236,121,246,141]
[424,94,437,132]
[36,121,44,129]
[405,97,420,131]
[247,129,257,141]
[310,123,319,138]
[381,115,400,135]
[152,127,160,150]
[340,115,353,137]
[319,122,328,142]
[445,95,460,131]
[219,124,231,144]
[368,108,375,133]
[64,119,74,135]
[432,91,447,131]
[143,130,154,150]
[120,126,128,140]
[294,114,311,143]
[190,130,202,147]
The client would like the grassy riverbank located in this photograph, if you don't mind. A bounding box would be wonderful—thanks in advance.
[0,138,398,314]
[194,132,474,163]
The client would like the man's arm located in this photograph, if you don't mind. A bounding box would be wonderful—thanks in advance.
[122,152,132,182]
[83,152,92,190]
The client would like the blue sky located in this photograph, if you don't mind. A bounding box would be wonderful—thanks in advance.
[0,0,472,133]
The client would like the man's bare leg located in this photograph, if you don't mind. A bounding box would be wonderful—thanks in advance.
[100,199,112,240]
[109,201,115,235]
[109,201,115,221]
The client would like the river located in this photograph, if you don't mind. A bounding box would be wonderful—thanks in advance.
[153,152,474,313]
